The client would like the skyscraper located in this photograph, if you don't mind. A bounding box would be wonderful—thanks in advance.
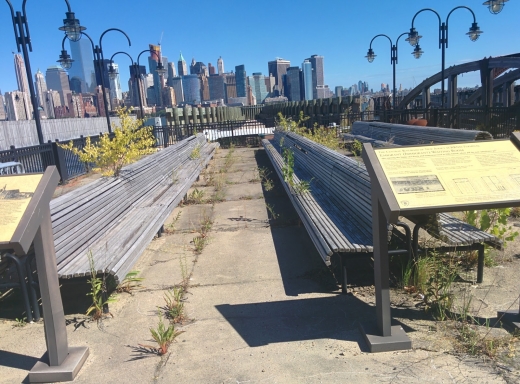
[224,73,236,102]
[0,92,6,120]
[14,54,31,119]
[208,63,216,75]
[46,66,71,106]
[247,73,269,103]
[5,91,32,121]
[301,60,313,100]
[162,56,169,83]
[178,52,188,76]
[209,74,226,101]
[308,54,324,99]
[235,65,247,98]
[109,62,123,103]
[148,44,162,106]
[217,56,224,75]
[267,58,290,97]
[170,77,184,104]
[286,67,302,102]
[167,62,177,83]
[182,75,201,104]
[190,61,208,76]
[69,38,95,92]
[34,69,47,108]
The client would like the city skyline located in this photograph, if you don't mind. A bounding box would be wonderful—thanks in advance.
[0,0,518,99]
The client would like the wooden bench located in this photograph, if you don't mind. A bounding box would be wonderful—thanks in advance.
[345,121,493,146]
[262,131,500,292]
[19,134,217,321]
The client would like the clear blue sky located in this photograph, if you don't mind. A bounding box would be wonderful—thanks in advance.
[0,0,518,95]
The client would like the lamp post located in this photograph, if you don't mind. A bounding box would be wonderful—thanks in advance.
[5,0,83,145]
[483,0,508,14]
[108,49,152,119]
[57,29,131,132]
[365,32,409,109]
[406,6,483,108]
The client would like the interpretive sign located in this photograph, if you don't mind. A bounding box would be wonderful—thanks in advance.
[0,174,42,244]
[375,140,520,211]
[360,133,520,353]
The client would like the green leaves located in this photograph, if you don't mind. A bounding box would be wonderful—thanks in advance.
[464,208,519,247]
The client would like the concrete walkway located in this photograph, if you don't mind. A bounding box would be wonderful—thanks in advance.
[0,147,517,383]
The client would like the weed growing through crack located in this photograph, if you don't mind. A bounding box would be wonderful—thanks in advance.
[165,211,182,233]
[13,317,27,327]
[189,145,201,160]
[86,251,115,321]
[224,144,236,169]
[116,271,144,294]
[186,188,205,204]
[163,288,186,323]
[142,311,183,356]
[266,203,279,220]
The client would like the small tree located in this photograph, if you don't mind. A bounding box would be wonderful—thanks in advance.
[61,107,155,176]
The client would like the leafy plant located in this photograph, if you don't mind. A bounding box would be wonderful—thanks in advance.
[282,148,311,195]
[464,208,519,245]
[165,211,182,233]
[60,107,155,176]
[277,112,339,150]
[193,235,207,254]
[86,251,115,320]
[116,271,144,294]
[163,287,185,323]
[351,139,363,157]
[144,311,183,355]
[262,178,274,191]
[186,188,206,204]
[13,317,27,328]
[266,203,279,220]
[190,145,201,160]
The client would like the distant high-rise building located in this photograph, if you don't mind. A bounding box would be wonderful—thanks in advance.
[42,90,61,119]
[69,38,95,92]
[5,91,31,121]
[248,73,269,103]
[190,61,208,76]
[217,56,224,75]
[308,54,324,99]
[162,56,169,82]
[264,74,275,97]
[182,74,201,104]
[167,62,177,84]
[200,74,210,101]
[93,59,111,93]
[0,93,6,120]
[208,74,226,101]
[335,86,343,98]
[170,77,184,104]
[267,58,290,96]
[34,69,48,108]
[46,66,71,106]
[148,44,163,106]
[178,52,188,76]
[358,81,364,94]
[128,64,147,109]
[235,65,247,98]
[69,93,84,118]
[108,62,123,103]
[247,84,256,106]
[224,73,236,102]
[14,54,31,119]
[286,67,303,102]
[162,86,176,107]
[301,60,313,100]
[208,63,216,75]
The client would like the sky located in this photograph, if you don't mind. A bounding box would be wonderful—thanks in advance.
[0,0,518,95]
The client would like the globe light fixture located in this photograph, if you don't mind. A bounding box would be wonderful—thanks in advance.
[483,0,508,14]
[57,49,73,69]
[412,45,424,59]
[467,22,483,41]
[59,11,85,42]
[405,27,422,46]
[365,48,376,63]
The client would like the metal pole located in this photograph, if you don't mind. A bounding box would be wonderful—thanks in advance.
[135,65,145,119]
[14,11,44,144]
[95,46,112,133]
[441,22,446,108]
[392,46,396,109]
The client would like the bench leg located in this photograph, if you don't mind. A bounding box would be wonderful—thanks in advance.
[477,244,485,284]
[340,255,348,294]
[4,253,33,323]
[157,225,164,238]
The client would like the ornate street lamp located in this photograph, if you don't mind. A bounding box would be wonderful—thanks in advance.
[57,29,131,132]
[483,0,508,14]
[4,0,83,144]
[109,49,152,119]
[406,6,482,108]
[365,32,409,108]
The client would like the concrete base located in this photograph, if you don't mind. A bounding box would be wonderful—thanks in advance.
[29,346,89,383]
[359,323,412,353]
[497,310,520,331]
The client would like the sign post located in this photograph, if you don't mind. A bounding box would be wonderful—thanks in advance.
[361,133,520,352]
[0,167,88,382]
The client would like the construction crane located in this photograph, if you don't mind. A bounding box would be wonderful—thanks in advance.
[158,31,163,46]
